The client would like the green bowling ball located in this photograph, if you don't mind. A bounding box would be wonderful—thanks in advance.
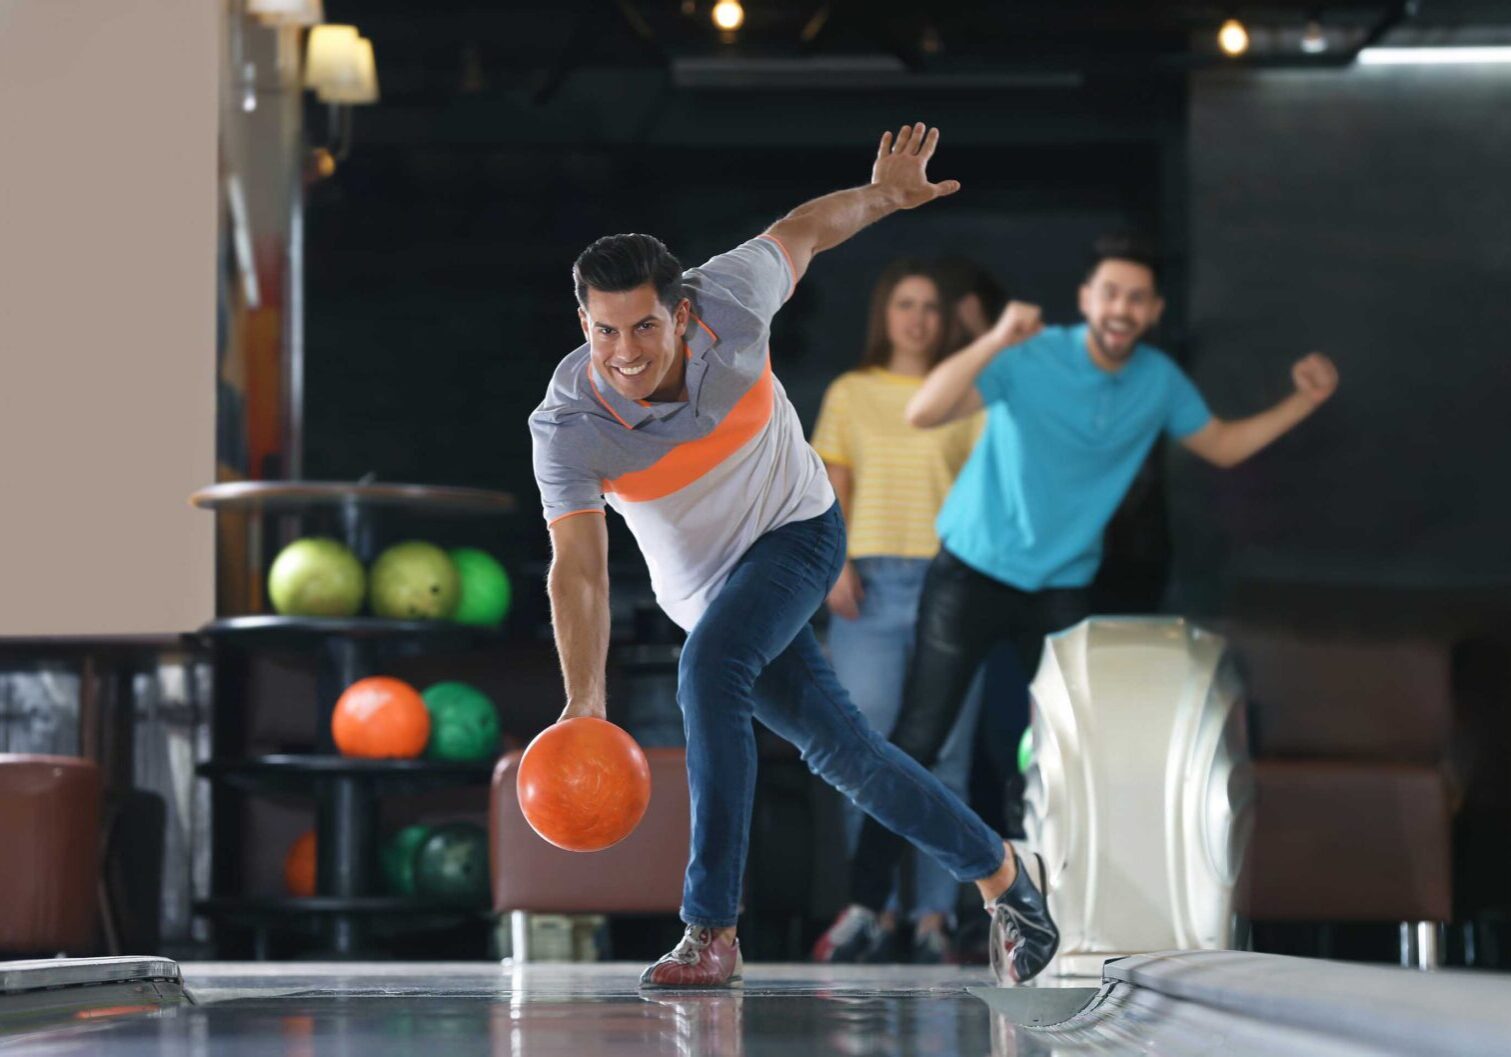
[267,538,365,617]
[369,541,460,620]
[381,823,433,896]
[422,681,502,762]
[1017,727,1034,775]
[413,822,491,906]
[449,548,512,626]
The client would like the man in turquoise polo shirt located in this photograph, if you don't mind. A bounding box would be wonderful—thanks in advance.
[817,232,1339,961]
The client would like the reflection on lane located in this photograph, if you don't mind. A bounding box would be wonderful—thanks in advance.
[2,965,1010,1057]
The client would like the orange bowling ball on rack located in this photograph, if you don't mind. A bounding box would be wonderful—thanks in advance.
[516,717,651,852]
[331,676,431,758]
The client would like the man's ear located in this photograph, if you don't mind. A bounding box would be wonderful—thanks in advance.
[1149,295,1166,327]
[673,297,691,337]
[578,306,591,339]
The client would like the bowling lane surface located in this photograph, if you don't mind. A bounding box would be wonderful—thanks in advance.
[5,958,1504,1057]
[3,963,1005,1057]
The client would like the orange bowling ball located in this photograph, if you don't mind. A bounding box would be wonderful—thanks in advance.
[285,829,316,896]
[516,717,651,852]
[331,676,431,758]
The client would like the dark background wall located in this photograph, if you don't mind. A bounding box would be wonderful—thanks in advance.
[302,31,1511,631]
[302,70,1185,610]
[1175,66,1511,627]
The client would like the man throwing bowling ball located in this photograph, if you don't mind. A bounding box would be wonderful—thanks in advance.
[530,125,1054,987]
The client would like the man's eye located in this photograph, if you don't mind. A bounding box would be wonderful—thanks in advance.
[638,321,655,331]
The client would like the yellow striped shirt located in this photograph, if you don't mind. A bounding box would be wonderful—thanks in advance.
[810,368,982,560]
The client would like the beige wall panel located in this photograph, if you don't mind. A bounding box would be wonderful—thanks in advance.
[0,0,219,636]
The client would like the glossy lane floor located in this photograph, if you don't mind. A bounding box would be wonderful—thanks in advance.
[0,962,1025,1057]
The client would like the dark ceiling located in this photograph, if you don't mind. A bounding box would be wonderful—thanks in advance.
[323,0,1511,109]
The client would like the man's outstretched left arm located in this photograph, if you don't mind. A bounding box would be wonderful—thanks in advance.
[765,123,960,284]
[1181,352,1340,469]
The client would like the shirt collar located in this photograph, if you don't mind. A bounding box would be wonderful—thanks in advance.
[1072,323,1145,378]
[585,314,719,429]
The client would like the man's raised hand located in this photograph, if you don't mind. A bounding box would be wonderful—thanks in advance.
[872,123,961,210]
[989,301,1045,347]
[1292,352,1339,407]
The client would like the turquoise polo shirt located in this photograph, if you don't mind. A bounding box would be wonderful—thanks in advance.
[936,324,1211,591]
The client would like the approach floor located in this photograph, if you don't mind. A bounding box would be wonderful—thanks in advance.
[1,958,1492,1057]
[0,961,1057,1056]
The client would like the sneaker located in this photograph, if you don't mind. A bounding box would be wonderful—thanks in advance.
[911,924,954,965]
[811,905,887,963]
[640,925,743,989]
[985,851,1058,985]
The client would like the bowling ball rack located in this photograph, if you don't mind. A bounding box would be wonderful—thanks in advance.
[191,481,515,959]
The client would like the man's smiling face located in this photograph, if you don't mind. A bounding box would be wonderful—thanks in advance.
[580,284,691,403]
[1078,259,1164,365]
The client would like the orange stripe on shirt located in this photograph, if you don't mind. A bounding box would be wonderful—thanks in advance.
[547,508,606,528]
[604,359,775,502]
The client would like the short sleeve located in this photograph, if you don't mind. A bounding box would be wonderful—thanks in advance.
[974,344,1017,406]
[530,417,606,525]
[690,235,795,327]
[810,376,853,467]
[1163,362,1213,439]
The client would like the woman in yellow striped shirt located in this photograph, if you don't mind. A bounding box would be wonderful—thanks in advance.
[810,259,985,963]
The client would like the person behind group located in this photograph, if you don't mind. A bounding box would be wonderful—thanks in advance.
[816,231,1341,954]
[530,124,1059,989]
[809,259,986,963]
[934,255,1007,346]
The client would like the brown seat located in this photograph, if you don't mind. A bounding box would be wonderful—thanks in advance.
[1232,633,1453,763]
[1240,760,1452,922]
[0,754,101,955]
[1223,628,1458,965]
[490,747,689,916]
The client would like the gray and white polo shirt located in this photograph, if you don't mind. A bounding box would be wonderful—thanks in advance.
[529,234,836,630]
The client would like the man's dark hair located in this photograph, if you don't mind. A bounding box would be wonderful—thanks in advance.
[572,233,684,312]
[1087,232,1162,289]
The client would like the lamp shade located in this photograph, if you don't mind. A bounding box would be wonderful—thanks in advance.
[303,24,359,90]
[316,36,379,105]
[249,0,323,26]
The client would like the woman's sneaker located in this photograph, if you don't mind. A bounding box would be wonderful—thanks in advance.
[985,851,1058,985]
[640,926,743,988]
[811,905,888,963]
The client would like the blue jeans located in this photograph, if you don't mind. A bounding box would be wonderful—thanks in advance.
[677,503,1004,928]
[829,557,983,920]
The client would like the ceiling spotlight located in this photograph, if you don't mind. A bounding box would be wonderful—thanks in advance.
[1301,19,1327,54]
[1218,18,1250,57]
[712,0,744,32]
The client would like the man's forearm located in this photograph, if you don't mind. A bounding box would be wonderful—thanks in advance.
[764,123,957,282]
[547,561,610,716]
[768,184,903,269]
[907,329,1002,428]
[1206,392,1317,468]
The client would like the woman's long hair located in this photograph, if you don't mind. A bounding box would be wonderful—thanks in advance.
[858,259,949,369]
